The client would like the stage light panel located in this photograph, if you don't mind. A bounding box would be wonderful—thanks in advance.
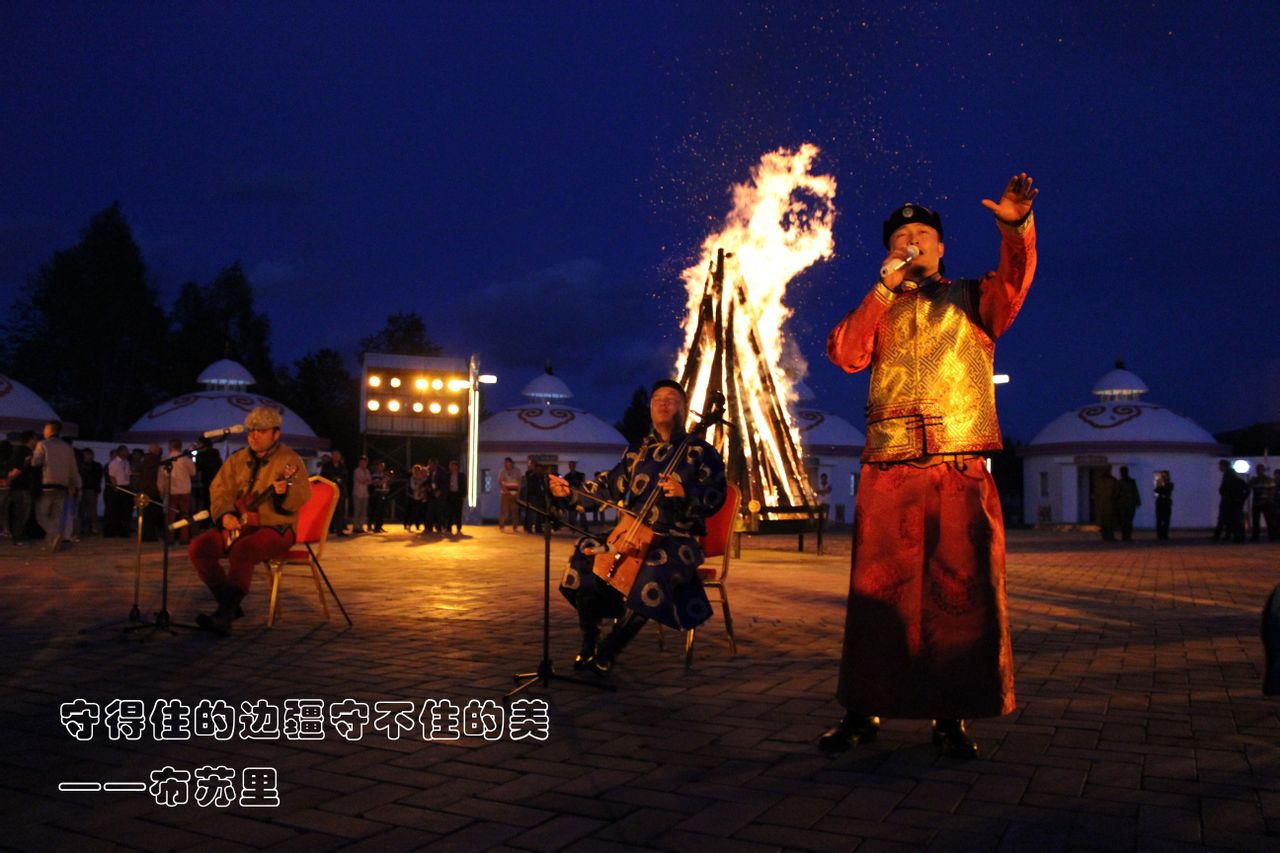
[431,378,444,390]
[429,402,442,414]
[447,403,460,415]
[368,375,382,388]
[367,400,381,411]
[415,377,428,390]
[389,377,401,388]
[412,401,424,413]
[388,399,401,412]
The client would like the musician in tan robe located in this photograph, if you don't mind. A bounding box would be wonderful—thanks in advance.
[188,406,311,635]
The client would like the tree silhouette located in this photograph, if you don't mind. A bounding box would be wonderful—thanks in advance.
[166,262,276,395]
[358,312,442,359]
[278,348,359,456]
[1,203,167,439]
[615,385,651,443]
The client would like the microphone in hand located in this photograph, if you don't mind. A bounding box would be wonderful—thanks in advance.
[880,245,920,280]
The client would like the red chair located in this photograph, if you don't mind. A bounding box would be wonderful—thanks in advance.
[659,483,742,666]
[263,475,351,627]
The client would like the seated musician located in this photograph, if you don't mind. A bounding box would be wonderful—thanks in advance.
[188,406,312,635]
[550,380,726,675]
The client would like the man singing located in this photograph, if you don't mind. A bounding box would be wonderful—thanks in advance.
[550,380,726,675]
[188,406,311,635]
[820,174,1038,758]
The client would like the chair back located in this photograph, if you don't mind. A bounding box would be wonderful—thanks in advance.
[700,483,741,562]
[295,476,339,551]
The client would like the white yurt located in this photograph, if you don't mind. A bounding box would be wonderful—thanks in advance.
[792,381,864,523]
[0,373,62,435]
[1021,363,1227,529]
[119,359,326,456]
[475,370,627,522]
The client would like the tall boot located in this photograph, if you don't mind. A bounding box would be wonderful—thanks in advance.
[574,626,600,671]
[590,612,648,675]
[932,718,979,759]
[197,585,246,637]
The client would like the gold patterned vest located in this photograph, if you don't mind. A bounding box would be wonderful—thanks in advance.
[863,277,1001,462]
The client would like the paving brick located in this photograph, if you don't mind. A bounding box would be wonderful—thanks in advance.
[9,530,1280,851]
[733,821,864,851]
[508,814,607,851]
[592,807,687,845]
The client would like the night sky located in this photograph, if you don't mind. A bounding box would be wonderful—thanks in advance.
[3,1,1278,443]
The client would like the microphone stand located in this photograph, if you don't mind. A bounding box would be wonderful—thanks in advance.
[507,474,614,699]
[124,452,199,639]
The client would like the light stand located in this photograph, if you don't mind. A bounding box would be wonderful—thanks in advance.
[507,475,614,699]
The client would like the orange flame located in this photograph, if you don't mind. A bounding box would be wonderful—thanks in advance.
[675,144,836,507]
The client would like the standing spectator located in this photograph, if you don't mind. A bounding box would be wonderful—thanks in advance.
[445,459,466,534]
[8,431,38,545]
[193,437,222,515]
[522,459,545,534]
[422,458,444,533]
[1250,464,1277,542]
[370,461,390,533]
[31,421,80,552]
[159,438,197,544]
[320,449,349,536]
[77,448,103,537]
[104,445,133,537]
[1092,466,1119,541]
[592,471,608,525]
[1213,460,1249,542]
[497,457,521,532]
[1115,466,1141,542]
[563,460,587,529]
[407,464,428,531]
[351,456,372,533]
[1154,471,1174,540]
[0,438,12,542]
[140,443,162,542]
[815,472,833,519]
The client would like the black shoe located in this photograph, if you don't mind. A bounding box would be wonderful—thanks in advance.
[196,611,233,636]
[573,633,599,671]
[818,713,880,753]
[587,654,613,676]
[932,719,979,759]
[197,586,245,637]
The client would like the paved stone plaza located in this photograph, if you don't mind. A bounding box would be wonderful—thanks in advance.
[2,525,1279,851]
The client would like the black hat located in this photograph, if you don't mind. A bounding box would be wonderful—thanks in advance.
[882,203,943,247]
[650,379,687,399]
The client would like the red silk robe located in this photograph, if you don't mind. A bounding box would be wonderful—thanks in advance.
[826,214,1036,718]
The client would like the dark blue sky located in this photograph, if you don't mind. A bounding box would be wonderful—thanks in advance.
[3,1,1278,442]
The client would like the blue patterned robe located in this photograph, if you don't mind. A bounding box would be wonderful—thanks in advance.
[559,428,727,629]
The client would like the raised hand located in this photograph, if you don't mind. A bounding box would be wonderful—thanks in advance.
[981,172,1038,222]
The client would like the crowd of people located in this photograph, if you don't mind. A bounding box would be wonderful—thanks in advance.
[1084,461,1278,544]
[314,450,468,537]
[0,425,224,551]
[0,425,618,551]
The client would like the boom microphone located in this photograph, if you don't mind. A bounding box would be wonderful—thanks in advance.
[880,245,921,280]
[202,424,245,438]
[169,510,210,531]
